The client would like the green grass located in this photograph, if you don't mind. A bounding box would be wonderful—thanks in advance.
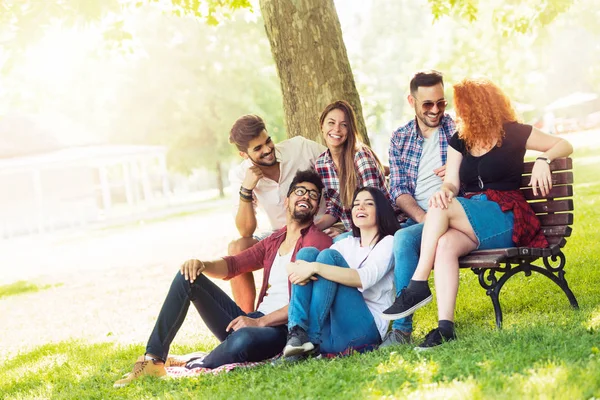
[2,149,600,399]
[0,281,59,299]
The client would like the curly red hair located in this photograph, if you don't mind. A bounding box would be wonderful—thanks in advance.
[453,78,518,150]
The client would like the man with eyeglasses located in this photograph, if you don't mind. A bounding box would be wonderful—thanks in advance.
[380,70,457,347]
[228,115,326,314]
[114,169,331,387]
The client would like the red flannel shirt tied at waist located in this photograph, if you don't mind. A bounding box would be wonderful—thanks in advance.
[464,189,548,248]
[222,223,332,310]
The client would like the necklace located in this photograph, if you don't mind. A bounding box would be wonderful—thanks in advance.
[477,159,484,190]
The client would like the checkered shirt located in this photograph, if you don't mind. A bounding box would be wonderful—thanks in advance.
[388,114,456,202]
[315,145,393,231]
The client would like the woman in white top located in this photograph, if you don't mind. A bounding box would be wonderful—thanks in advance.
[284,187,400,358]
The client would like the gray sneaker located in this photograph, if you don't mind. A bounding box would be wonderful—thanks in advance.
[379,329,412,348]
[283,326,314,357]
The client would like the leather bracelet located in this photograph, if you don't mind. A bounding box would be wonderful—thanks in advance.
[239,192,253,202]
[240,186,253,194]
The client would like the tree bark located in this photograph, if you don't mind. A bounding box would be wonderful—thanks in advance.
[259,0,370,146]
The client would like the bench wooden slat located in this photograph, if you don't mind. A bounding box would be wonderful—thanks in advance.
[523,185,573,200]
[530,199,574,213]
[541,225,572,237]
[523,157,572,173]
[465,248,519,257]
[520,171,573,188]
[459,254,503,268]
[537,213,573,226]
[547,237,567,247]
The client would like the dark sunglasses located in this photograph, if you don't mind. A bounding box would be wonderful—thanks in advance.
[293,186,320,201]
[416,98,448,112]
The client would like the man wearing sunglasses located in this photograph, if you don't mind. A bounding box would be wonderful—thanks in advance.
[228,115,326,314]
[114,169,331,387]
[380,70,457,347]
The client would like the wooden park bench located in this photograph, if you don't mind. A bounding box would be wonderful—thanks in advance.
[458,157,578,329]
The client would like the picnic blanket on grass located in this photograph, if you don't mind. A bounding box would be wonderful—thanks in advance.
[164,343,378,377]
[165,352,275,377]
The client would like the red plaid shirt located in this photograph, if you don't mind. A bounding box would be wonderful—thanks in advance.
[315,145,394,231]
[465,189,548,248]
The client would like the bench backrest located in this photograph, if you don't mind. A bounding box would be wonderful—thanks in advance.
[521,157,573,248]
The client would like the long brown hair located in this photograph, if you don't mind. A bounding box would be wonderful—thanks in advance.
[319,100,383,208]
[453,78,518,151]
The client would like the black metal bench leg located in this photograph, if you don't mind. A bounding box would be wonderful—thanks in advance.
[473,268,506,330]
[542,252,579,309]
[489,288,503,329]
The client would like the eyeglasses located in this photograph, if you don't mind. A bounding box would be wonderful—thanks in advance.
[293,186,320,201]
[415,98,448,112]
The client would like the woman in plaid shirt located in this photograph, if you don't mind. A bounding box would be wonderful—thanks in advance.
[314,100,394,237]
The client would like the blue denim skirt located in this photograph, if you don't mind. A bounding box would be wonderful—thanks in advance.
[455,194,515,250]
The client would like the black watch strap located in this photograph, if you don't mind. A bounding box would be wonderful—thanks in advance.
[536,156,551,165]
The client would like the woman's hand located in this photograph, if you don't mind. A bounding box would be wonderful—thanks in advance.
[529,159,553,197]
[287,260,318,285]
[429,187,455,209]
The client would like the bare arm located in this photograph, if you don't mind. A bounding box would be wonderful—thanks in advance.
[395,194,426,223]
[226,305,288,331]
[526,127,573,197]
[315,214,338,231]
[235,165,265,237]
[235,199,257,237]
[429,147,462,209]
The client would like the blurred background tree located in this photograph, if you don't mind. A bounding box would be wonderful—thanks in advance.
[1,0,599,191]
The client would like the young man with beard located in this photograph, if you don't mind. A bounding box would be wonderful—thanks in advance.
[227,115,326,313]
[379,70,457,347]
[114,169,331,387]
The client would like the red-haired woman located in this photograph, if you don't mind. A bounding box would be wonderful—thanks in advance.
[314,100,394,238]
[381,78,573,348]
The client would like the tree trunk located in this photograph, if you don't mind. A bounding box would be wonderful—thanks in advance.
[216,161,225,198]
[259,0,370,146]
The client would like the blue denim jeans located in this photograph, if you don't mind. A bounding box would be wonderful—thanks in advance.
[391,221,423,332]
[146,273,287,368]
[288,247,381,354]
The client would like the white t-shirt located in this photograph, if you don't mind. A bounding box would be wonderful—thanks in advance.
[330,235,395,339]
[256,250,293,315]
[414,128,443,211]
[229,136,326,231]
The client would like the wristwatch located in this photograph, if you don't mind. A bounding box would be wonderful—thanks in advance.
[536,156,551,165]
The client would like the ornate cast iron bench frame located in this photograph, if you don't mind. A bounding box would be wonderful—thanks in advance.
[458,157,578,329]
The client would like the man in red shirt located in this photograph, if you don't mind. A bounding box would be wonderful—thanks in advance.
[115,169,332,387]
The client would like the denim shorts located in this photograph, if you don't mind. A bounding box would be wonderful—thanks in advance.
[456,194,515,250]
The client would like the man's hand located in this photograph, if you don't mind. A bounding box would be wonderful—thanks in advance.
[429,187,454,209]
[226,316,263,332]
[287,260,318,285]
[180,259,206,283]
[242,165,264,191]
[433,165,446,178]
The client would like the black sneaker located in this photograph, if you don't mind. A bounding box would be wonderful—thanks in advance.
[414,328,456,351]
[380,285,432,320]
[283,326,314,357]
